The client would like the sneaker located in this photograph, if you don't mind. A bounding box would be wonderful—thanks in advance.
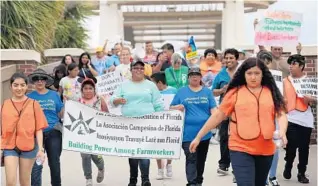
[283,168,292,179]
[297,173,309,184]
[156,169,164,180]
[269,177,280,186]
[97,169,105,183]
[166,164,173,178]
[217,167,229,175]
[142,181,151,186]
[86,179,93,186]
[128,183,137,186]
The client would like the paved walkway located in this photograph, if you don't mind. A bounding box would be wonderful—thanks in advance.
[1,145,317,186]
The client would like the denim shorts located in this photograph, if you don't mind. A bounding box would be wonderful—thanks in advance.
[3,143,38,159]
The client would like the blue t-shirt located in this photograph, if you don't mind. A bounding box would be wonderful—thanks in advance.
[92,56,108,75]
[28,90,64,132]
[105,55,120,69]
[171,86,216,142]
[161,86,178,95]
[212,67,231,104]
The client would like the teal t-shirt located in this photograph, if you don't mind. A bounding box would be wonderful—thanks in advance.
[165,66,189,89]
[111,80,164,117]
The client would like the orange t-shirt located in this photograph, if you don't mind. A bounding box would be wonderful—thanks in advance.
[219,89,275,156]
[1,98,48,150]
[199,60,222,77]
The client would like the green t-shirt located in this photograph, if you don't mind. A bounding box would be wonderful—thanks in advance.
[165,66,189,89]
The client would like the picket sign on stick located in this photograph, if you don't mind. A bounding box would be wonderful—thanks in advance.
[255,10,303,46]
[290,77,317,98]
[62,100,184,159]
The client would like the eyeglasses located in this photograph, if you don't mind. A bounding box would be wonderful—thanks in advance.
[132,67,145,71]
[173,61,182,64]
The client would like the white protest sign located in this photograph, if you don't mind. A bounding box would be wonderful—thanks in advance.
[63,100,184,159]
[96,71,122,96]
[290,77,317,97]
[161,94,175,110]
[96,71,123,115]
[255,10,303,46]
[270,69,283,94]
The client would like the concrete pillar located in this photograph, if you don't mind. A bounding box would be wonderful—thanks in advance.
[124,26,135,47]
[235,0,245,46]
[221,0,245,50]
[215,24,222,50]
[99,1,124,46]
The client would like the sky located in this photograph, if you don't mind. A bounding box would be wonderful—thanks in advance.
[85,0,318,48]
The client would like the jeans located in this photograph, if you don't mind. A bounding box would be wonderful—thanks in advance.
[284,122,312,174]
[230,150,273,186]
[182,139,210,185]
[218,119,230,168]
[31,130,62,186]
[81,153,104,179]
[268,149,279,178]
[129,158,150,183]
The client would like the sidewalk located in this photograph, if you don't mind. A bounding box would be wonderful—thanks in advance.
[1,145,317,186]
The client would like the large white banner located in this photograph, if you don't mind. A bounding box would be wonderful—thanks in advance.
[63,100,184,159]
[96,71,123,115]
[290,77,317,97]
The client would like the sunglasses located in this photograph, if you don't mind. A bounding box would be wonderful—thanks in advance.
[33,76,47,82]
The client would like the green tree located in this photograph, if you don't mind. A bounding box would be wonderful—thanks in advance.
[52,2,97,49]
[1,1,64,51]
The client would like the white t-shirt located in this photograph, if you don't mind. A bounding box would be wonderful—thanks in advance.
[116,64,131,81]
[287,107,314,128]
[59,76,81,101]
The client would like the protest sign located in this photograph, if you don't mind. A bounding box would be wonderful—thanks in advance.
[290,77,317,97]
[96,71,123,115]
[63,100,184,159]
[186,36,198,60]
[255,10,303,46]
[270,70,283,94]
[161,94,175,110]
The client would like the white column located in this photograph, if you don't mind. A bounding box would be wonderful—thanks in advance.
[235,0,245,47]
[99,2,124,46]
[221,0,245,50]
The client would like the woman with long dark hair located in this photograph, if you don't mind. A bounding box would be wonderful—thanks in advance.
[189,58,288,186]
[60,54,76,67]
[78,52,98,79]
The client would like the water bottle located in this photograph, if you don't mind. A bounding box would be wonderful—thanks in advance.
[36,157,43,165]
[273,130,282,148]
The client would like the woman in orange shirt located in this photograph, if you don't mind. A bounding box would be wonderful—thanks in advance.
[1,72,48,186]
[189,58,288,186]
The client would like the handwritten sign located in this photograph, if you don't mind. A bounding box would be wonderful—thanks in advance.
[96,71,123,115]
[270,70,283,94]
[291,77,317,97]
[63,100,184,159]
[255,11,303,46]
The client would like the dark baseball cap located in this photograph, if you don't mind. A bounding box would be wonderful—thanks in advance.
[130,60,145,68]
[188,68,202,76]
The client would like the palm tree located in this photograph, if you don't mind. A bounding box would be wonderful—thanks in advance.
[52,2,97,49]
[1,1,65,51]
